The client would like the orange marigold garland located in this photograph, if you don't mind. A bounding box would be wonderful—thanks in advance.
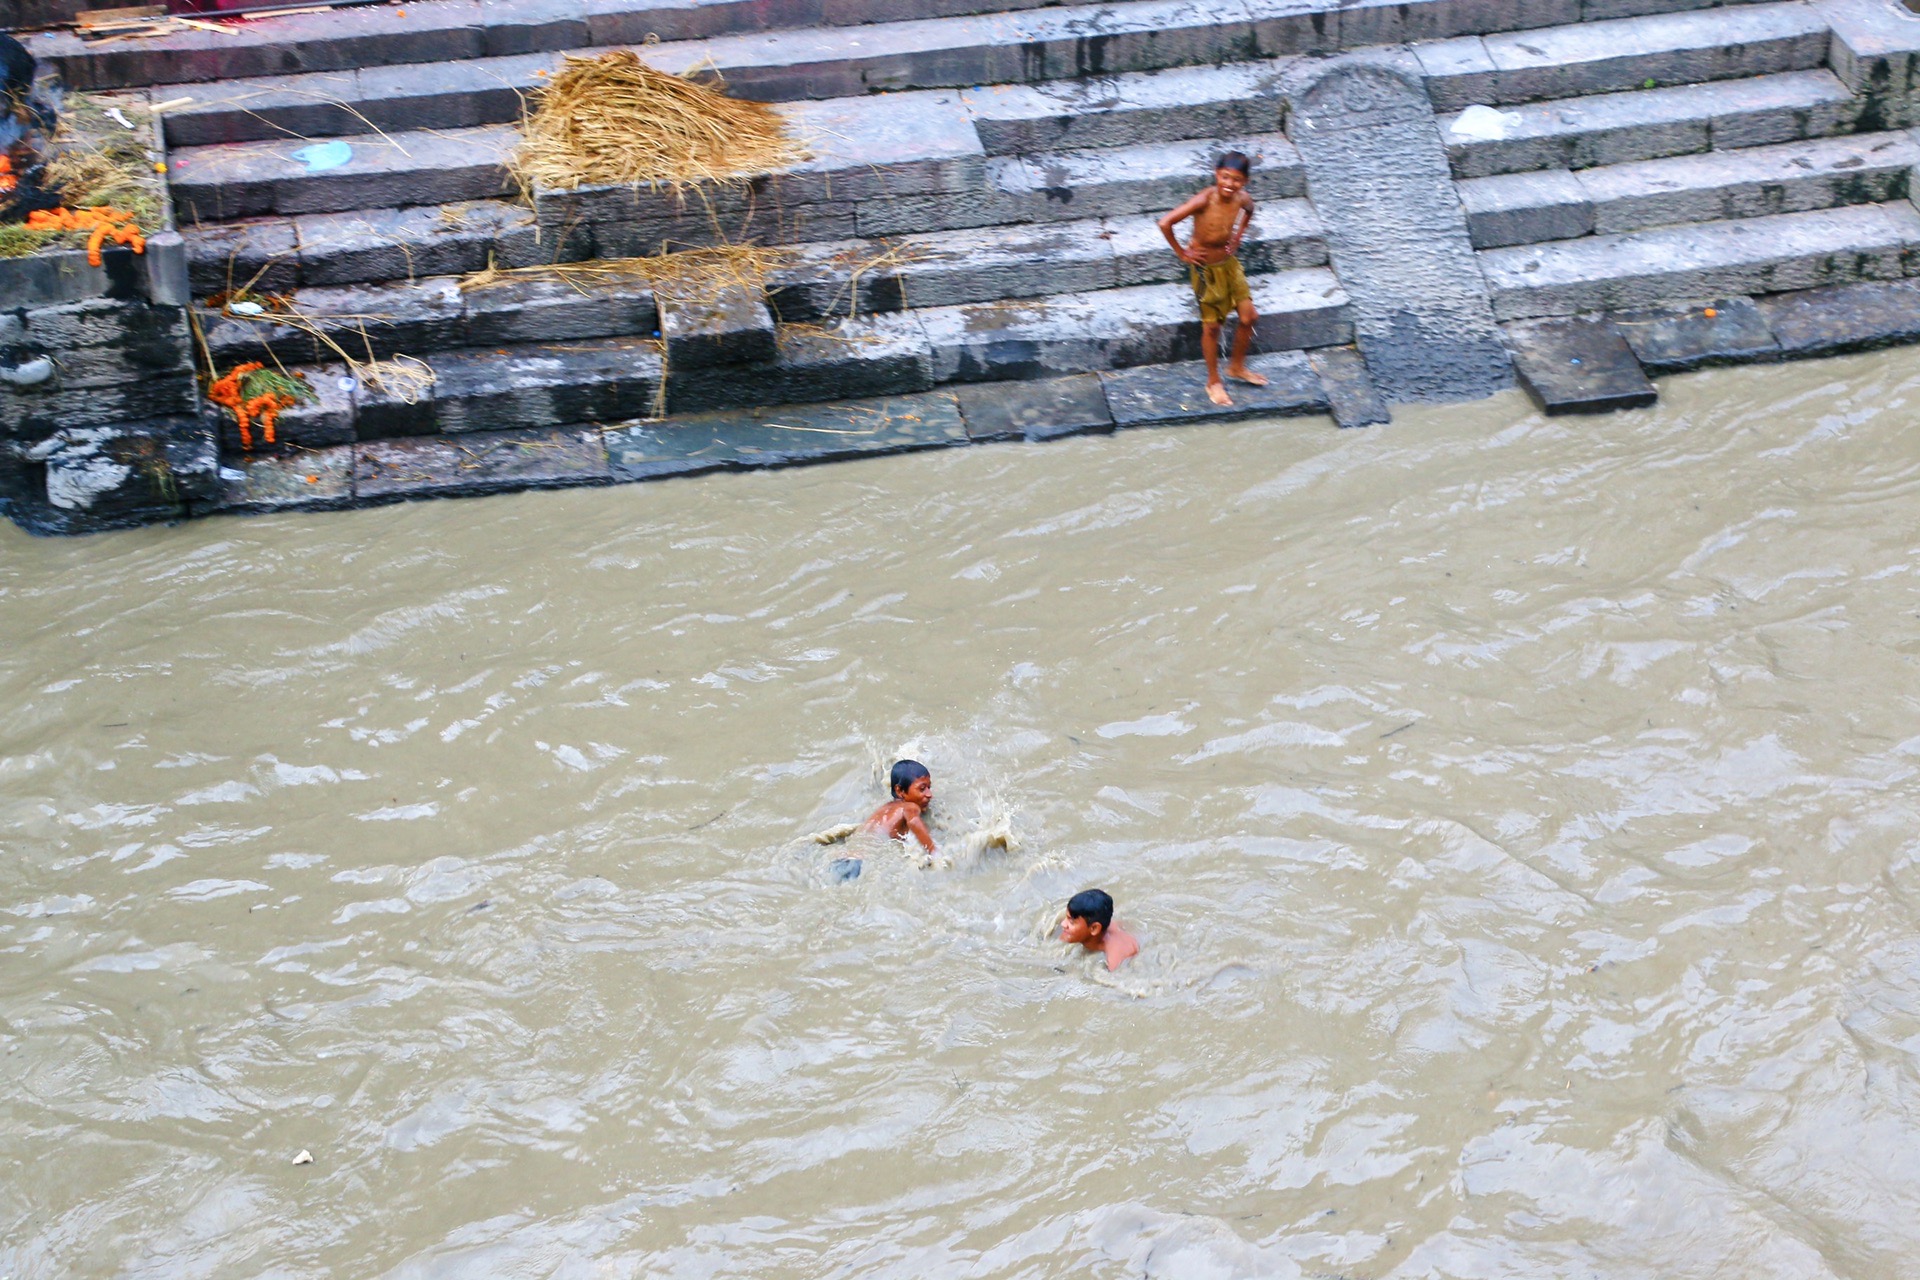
[25,206,146,267]
[207,362,314,451]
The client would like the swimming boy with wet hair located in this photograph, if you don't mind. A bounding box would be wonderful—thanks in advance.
[1158,150,1268,408]
[1060,888,1138,971]
[863,759,935,857]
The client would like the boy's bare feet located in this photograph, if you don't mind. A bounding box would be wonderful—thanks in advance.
[1207,381,1233,406]
[1226,365,1269,387]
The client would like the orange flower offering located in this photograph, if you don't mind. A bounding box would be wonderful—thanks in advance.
[0,156,16,195]
[25,205,146,267]
[208,362,311,451]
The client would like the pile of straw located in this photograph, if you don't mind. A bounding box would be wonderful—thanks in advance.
[514,51,807,192]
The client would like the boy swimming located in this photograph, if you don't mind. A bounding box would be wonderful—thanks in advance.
[1158,151,1268,408]
[863,759,936,857]
[1059,888,1138,971]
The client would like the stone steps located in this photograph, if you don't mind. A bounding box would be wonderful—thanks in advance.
[192,203,1324,364]
[1417,2,1830,112]
[1480,198,1920,319]
[35,0,1788,96]
[226,267,1350,448]
[148,1,1820,149]
[1440,68,1865,179]
[1461,129,1920,249]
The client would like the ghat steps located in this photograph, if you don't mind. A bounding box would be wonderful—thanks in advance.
[19,0,1920,496]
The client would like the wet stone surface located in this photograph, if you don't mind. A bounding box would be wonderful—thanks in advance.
[1615,297,1781,373]
[352,426,610,500]
[1307,345,1392,428]
[1758,278,1920,359]
[658,392,968,469]
[206,445,356,514]
[1506,317,1659,415]
[604,421,744,483]
[955,374,1116,441]
[1099,351,1329,428]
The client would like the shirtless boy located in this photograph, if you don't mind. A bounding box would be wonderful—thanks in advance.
[863,759,935,858]
[1158,151,1267,407]
[1059,888,1138,971]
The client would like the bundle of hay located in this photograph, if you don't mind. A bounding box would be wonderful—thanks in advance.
[514,51,807,192]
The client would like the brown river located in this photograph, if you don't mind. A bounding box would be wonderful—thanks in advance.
[4,351,1919,1279]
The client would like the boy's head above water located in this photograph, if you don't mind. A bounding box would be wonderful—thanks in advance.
[1061,888,1138,970]
[1060,888,1114,944]
[889,759,932,807]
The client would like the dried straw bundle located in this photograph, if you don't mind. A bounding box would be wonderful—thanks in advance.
[515,51,806,192]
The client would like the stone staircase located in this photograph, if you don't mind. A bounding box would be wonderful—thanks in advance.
[16,0,1920,518]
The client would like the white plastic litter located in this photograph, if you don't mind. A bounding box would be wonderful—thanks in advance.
[105,107,136,130]
[1449,104,1522,141]
[228,301,266,316]
[292,1150,313,1166]
[0,357,55,387]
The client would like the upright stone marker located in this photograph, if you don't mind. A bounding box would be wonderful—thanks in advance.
[1289,60,1512,403]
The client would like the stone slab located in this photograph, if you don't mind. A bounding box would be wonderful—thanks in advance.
[461,271,660,347]
[427,339,665,434]
[1099,351,1329,427]
[1459,169,1595,250]
[206,445,357,514]
[1441,69,1861,180]
[1614,296,1780,372]
[352,426,610,500]
[1308,345,1392,427]
[604,420,745,481]
[24,415,219,527]
[655,282,778,371]
[295,201,541,288]
[1758,277,1920,358]
[1289,58,1512,402]
[186,218,301,297]
[666,312,933,414]
[961,61,1288,156]
[1505,316,1657,414]
[953,374,1115,441]
[1483,202,1920,320]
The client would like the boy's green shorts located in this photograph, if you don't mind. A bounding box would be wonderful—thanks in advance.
[1188,255,1253,324]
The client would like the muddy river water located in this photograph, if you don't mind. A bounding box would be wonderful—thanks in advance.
[4,352,1920,1279]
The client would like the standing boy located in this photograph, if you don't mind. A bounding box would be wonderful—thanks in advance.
[1158,151,1268,407]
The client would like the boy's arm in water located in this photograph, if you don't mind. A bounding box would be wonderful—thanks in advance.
[1104,924,1139,971]
[1158,192,1210,264]
[905,808,935,855]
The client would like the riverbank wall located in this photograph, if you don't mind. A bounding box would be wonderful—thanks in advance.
[7,0,1920,533]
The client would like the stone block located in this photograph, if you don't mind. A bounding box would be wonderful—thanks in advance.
[212,365,358,453]
[3,377,199,442]
[352,426,610,501]
[961,63,1287,157]
[1505,317,1657,414]
[352,53,549,136]
[604,420,745,482]
[206,445,357,514]
[477,0,591,56]
[1308,345,1391,428]
[297,201,539,287]
[1614,296,1780,373]
[1099,351,1329,428]
[1417,36,1502,113]
[954,374,1115,441]
[199,308,323,367]
[1758,277,1920,358]
[163,71,365,148]
[1819,0,1920,97]
[22,300,193,381]
[581,0,811,45]
[1459,169,1595,249]
[429,338,665,433]
[663,391,968,470]
[187,219,301,296]
[655,282,778,371]
[353,365,439,439]
[1706,71,1865,150]
[1576,134,1919,237]
[667,312,933,414]
[894,220,1121,310]
[143,233,193,310]
[25,415,219,527]
[462,272,659,347]
[0,250,120,311]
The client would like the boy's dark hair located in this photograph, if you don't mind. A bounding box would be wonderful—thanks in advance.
[889,759,930,797]
[1066,888,1114,929]
[1216,151,1251,176]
